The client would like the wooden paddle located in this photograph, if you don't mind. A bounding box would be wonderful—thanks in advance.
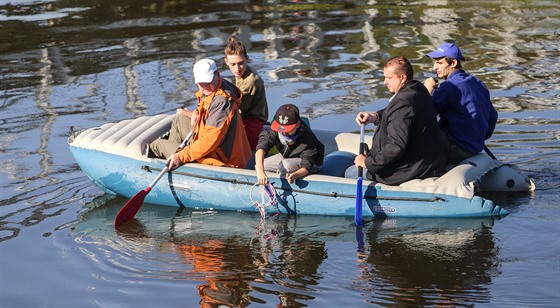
[114,131,193,227]
[355,123,366,226]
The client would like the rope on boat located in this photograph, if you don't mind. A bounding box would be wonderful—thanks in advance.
[142,165,446,203]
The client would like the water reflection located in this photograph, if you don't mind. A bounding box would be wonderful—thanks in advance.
[359,217,498,306]
[1,0,559,306]
[2,0,558,117]
[77,197,334,306]
[75,197,501,306]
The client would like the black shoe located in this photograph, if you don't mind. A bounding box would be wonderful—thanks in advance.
[159,131,170,140]
[145,144,156,158]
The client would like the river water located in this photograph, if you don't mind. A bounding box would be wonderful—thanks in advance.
[1,0,559,307]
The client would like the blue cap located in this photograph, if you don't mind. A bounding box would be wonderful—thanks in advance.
[427,43,464,60]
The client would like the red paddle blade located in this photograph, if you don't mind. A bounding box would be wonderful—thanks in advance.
[114,188,150,226]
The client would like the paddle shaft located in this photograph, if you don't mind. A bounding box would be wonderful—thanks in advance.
[147,166,170,190]
[355,123,366,226]
[359,123,366,173]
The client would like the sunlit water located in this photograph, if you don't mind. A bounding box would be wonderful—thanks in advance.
[1,0,559,307]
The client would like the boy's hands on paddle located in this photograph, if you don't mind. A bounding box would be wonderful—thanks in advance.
[167,153,182,171]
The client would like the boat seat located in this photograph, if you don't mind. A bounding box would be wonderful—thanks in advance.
[320,151,355,177]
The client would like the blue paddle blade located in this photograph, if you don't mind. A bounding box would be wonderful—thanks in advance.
[355,225,364,252]
[355,176,363,226]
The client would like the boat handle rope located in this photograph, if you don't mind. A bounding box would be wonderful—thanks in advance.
[141,165,446,203]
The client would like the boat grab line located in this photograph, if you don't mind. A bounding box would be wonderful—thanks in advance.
[142,165,446,203]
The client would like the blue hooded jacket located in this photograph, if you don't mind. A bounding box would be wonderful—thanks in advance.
[432,70,498,153]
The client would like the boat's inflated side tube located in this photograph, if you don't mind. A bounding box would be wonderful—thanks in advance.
[478,163,535,192]
[321,151,355,177]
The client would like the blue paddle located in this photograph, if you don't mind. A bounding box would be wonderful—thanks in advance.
[115,131,193,227]
[355,123,365,226]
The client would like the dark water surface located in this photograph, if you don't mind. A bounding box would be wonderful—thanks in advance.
[1,0,559,307]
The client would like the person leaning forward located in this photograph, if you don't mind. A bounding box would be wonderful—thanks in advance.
[423,43,498,164]
[148,58,252,170]
[351,56,446,186]
[255,104,324,184]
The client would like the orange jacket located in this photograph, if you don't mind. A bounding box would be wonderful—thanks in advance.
[178,78,251,168]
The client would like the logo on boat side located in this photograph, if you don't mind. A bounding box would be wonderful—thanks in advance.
[373,206,396,213]
[169,182,191,191]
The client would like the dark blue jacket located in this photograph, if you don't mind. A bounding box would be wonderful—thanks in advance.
[432,70,498,154]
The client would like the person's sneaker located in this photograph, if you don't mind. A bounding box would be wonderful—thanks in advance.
[159,131,170,140]
[145,144,156,158]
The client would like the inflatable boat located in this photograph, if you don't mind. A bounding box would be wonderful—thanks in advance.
[68,115,534,218]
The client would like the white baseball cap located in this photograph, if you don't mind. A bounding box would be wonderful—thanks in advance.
[193,58,217,84]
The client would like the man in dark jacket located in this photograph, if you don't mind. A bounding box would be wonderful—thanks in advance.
[255,104,324,184]
[353,56,446,185]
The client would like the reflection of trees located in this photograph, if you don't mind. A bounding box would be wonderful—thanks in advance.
[420,5,460,52]
[165,215,328,307]
[170,238,253,307]
[360,218,500,306]
[2,0,557,100]
[260,4,377,119]
[1,0,556,262]
[81,202,503,307]
[0,46,79,242]
[123,38,146,117]
[109,209,331,307]
[251,217,328,306]
[36,48,58,180]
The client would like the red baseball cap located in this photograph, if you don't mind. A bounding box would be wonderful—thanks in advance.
[271,104,300,132]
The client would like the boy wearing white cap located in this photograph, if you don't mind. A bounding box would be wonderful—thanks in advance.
[424,43,498,164]
[149,58,251,170]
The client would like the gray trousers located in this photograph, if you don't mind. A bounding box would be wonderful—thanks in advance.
[149,115,193,159]
[263,153,302,174]
[264,153,321,174]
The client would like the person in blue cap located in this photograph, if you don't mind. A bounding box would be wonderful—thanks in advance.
[424,43,498,164]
